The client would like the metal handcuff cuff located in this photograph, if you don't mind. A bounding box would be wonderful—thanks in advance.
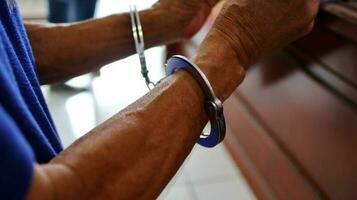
[130,5,226,148]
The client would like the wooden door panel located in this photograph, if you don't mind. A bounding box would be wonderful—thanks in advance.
[232,52,357,200]
[292,26,357,89]
[224,95,321,200]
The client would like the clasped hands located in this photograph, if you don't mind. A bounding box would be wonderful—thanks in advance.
[155,0,319,69]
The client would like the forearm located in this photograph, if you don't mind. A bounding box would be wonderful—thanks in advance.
[25,0,320,198]
[47,72,207,200]
[26,9,180,84]
[27,33,246,200]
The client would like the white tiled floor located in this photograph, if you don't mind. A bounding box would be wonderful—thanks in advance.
[20,0,257,199]
[156,145,256,200]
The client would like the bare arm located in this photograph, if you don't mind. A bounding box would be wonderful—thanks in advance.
[26,10,180,84]
[26,32,244,200]
[26,0,319,199]
[26,0,219,84]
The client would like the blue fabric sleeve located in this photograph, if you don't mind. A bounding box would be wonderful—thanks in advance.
[0,105,35,200]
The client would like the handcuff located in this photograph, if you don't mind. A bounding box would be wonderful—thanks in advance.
[130,5,156,90]
[130,5,226,148]
[166,56,226,148]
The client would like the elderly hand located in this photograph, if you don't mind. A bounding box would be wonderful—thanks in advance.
[190,0,319,100]
[209,0,320,67]
[154,0,220,38]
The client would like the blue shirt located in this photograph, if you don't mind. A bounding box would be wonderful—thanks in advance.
[0,1,63,199]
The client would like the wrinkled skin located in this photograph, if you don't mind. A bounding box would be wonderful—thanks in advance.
[211,0,320,67]
[25,1,320,200]
[155,0,319,69]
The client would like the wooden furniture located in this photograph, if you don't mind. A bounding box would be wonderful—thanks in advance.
[223,2,357,200]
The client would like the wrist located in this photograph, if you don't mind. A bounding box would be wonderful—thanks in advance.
[192,32,246,101]
[211,3,261,68]
[140,8,184,48]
